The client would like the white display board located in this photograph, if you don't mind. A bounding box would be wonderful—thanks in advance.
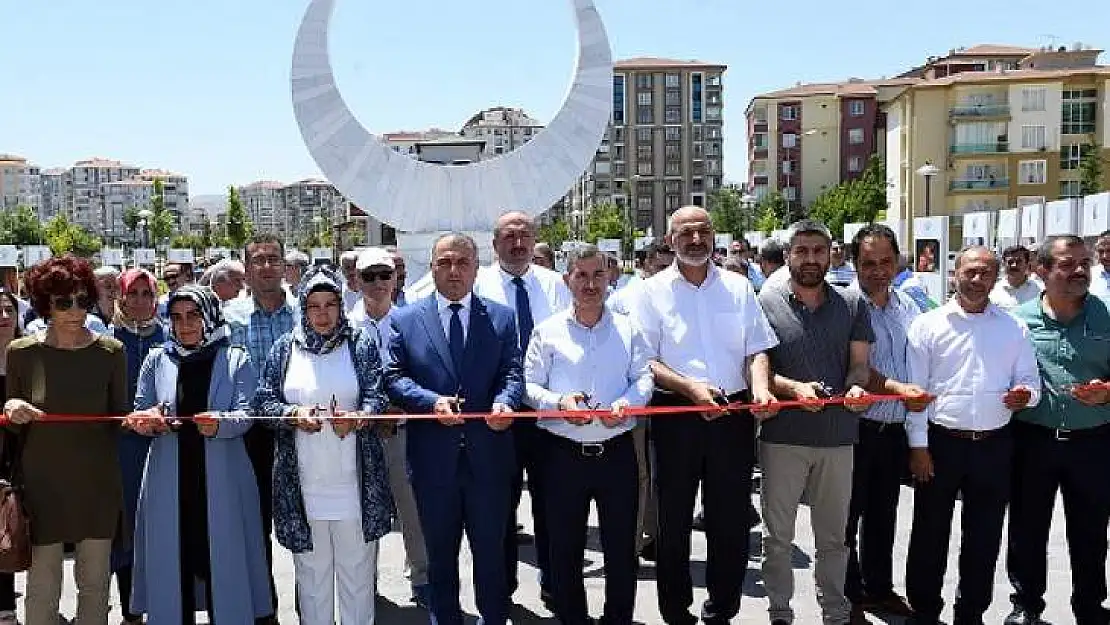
[962,211,993,248]
[206,247,232,260]
[913,216,950,302]
[134,248,156,266]
[311,248,332,261]
[0,246,17,268]
[100,248,125,267]
[1082,192,1110,237]
[842,222,867,245]
[596,238,621,254]
[22,245,52,267]
[745,232,767,248]
[167,248,195,264]
[634,236,654,251]
[996,209,1020,247]
[772,229,788,243]
[1044,198,1079,236]
[1020,203,1044,244]
[713,233,733,250]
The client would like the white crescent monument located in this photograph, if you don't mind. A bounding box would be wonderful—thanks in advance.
[291,0,614,286]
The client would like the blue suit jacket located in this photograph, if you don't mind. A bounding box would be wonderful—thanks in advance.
[386,293,524,485]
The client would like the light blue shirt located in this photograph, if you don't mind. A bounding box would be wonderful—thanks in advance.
[853,284,920,424]
[25,313,109,335]
[523,307,654,443]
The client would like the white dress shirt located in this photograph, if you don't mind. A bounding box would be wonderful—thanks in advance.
[1089,266,1110,302]
[905,300,1041,448]
[435,291,472,342]
[524,308,654,442]
[473,263,571,342]
[348,301,394,350]
[630,263,778,394]
[988,278,1042,311]
[607,279,643,316]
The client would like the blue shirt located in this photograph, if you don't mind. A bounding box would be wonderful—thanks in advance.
[853,285,920,424]
[225,296,298,368]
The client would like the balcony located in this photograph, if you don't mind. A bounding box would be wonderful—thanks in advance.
[949,177,1010,191]
[949,104,1010,118]
[950,141,1009,155]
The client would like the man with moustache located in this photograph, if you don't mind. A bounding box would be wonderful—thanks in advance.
[387,246,409,306]
[758,219,874,625]
[523,243,654,625]
[532,242,555,270]
[473,211,570,608]
[844,224,931,622]
[1087,231,1110,301]
[1004,236,1110,625]
[989,245,1042,312]
[904,247,1041,625]
[386,233,522,625]
[347,247,431,608]
[630,206,779,625]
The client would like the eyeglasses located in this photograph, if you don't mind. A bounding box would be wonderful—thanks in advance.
[360,269,394,282]
[53,293,93,312]
[250,255,284,268]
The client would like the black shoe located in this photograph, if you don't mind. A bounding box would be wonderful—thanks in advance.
[639,539,657,562]
[1004,607,1046,625]
[541,589,556,613]
[771,620,790,625]
[692,512,705,532]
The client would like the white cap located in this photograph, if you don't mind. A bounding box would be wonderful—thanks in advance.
[356,247,395,271]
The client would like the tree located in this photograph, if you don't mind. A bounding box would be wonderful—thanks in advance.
[122,206,140,234]
[537,218,570,249]
[1080,136,1106,196]
[171,234,207,252]
[753,192,788,234]
[708,187,748,239]
[147,178,175,243]
[225,186,252,249]
[43,214,102,257]
[807,155,888,239]
[584,203,628,243]
[0,206,45,245]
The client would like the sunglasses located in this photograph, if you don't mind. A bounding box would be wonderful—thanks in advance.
[53,293,93,312]
[360,269,394,282]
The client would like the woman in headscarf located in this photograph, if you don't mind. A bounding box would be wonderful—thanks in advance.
[125,285,271,625]
[110,268,167,625]
[253,266,392,625]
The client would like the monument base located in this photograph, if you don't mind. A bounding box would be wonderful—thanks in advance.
[396,230,494,300]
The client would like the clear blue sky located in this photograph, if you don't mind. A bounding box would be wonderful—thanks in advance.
[3,0,1107,196]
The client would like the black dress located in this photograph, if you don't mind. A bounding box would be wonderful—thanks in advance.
[175,353,217,622]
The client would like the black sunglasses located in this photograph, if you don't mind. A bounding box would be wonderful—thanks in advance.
[360,269,394,282]
[53,293,93,312]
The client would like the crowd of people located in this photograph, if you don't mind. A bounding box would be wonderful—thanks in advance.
[0,206,1107,625]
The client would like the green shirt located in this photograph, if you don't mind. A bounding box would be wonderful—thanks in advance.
[1013,295,1110,430]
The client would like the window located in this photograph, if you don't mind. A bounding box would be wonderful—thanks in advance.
[636,74,652,89]
[706,126,722,139]
[1021,125,1047,150]
[692,179,705,192]
[613,127,624,143]
[693,142,705,157]
[612,76,625,125]
[664,107,682,124]
[637,162,653,175]
[692,126,704,141]
[1018,160,1047,185]
[707,75,722,87]
[1021,87,1046,112]
[753,106,768,124]
[665,144,681,159]
[613,145,625,160]
[848,101,865,117]
[1062,100,1096,135]
[637,181,653,195]
[637,127,652,142]
[782,133,797,148]
[665,162,681,176]
[665,180,681,193]
[1060,180,1083,198]
[781,160,793,174]
[783,187,797,201]
[637,106,653,124]
[637,145,652,160]
[1060,144,1091,170]
[848,128,865,144]
[665,73,680,89]
[665,91,681,106]
[752,133,768,149]
[691,74,703,123]
[666,194,681,210]
[848,156,863,172]
[780,105,799,121]
[665,127,680,142]
[637,92,652,106]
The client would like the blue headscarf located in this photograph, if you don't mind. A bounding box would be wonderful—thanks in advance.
[164,284,229,361]
[293,266,353,355]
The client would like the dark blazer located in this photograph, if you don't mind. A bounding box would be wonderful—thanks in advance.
[385,293,524,484]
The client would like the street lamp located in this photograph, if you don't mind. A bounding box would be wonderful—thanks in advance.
[137,208,153,249]
[740,193,756,234]
[916,162,940,217]
[570,208,583,241]
[312,215,324,245]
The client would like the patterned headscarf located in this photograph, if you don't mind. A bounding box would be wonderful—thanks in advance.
[293,265,353,355]
[113,268,160,336]
[164,284,229,360]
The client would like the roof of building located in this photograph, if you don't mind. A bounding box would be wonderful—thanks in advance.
[952,44,1040,57]
[240,180,286,190]
[615,56,726,70]
[73,157,138,169]
[461,106,543,129]
[913,65,1110,87]
[138,168,185,179]
[750,77,916,101]
[0,154,27,163]
[42,168,66,176]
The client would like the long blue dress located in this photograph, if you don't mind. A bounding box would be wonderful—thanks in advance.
[130,344,272,623]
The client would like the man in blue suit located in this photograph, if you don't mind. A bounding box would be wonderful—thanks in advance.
[386,232,524,625]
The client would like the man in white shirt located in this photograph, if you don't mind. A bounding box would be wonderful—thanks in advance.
[473,210,570,607]
[904,246,1041,625]
[1088,231,1110,301]
[347,247,431,609]
[524,243,654,625]
[989,245,1042,311]
[630,206,779,625]
[609,241,674,315]
[339,250,362,312]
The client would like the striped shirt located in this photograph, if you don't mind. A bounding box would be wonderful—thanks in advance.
[851,285,920,424]
[225,296,298,368]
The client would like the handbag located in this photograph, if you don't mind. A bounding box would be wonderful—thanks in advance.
[0,430,31,573]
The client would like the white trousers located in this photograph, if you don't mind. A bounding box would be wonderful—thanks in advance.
[293,519,379,625]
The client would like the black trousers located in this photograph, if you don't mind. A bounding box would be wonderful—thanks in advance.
[845,419,908,604]
[507,417,551,596]
[543,430,639,625]
[651,391,755,625]
[0,572,13,611]
[244,425,278,621]
[1006,420,1110,625]
[906,425,1012,623]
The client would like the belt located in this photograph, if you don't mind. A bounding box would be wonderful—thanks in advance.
[543,430,633,458]
[1016,420,1110,442]
[931,423,1008,441]
[859,418,904,432]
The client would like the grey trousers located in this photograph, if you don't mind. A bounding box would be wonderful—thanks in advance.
[26,539,112,625]
[760,442,854,625]
[633,422,657,550]
[383,425,429,586]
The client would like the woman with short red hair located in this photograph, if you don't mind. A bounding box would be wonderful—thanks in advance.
[2,255,128,625]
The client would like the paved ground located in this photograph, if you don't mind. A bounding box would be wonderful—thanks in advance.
[18,486,1097,624]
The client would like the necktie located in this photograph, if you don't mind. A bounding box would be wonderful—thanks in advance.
[512,276,534,351]
[448,303,465,371]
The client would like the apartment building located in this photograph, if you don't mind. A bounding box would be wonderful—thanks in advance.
[39,168,66,220]
[886,47,1110,220]
[460,107,543,159]
[67,158,142,232]
[136,169,190,230]
[379,128,459,158]
[238,181,288,238]
[0,154,41,211]
[574,57,726,236]
[281,178,350,242]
